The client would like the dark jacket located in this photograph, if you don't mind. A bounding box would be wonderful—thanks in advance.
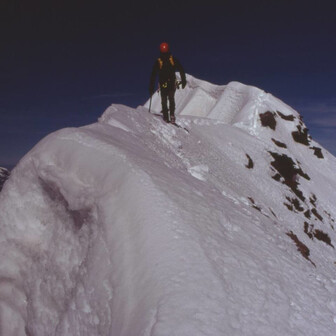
[149,52,186,93]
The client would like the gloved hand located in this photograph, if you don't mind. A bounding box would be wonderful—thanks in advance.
[182,79,186,89]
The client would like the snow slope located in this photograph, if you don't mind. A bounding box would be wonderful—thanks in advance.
[1,75,336,335]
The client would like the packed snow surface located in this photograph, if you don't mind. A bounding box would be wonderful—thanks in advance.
[1,75,336,335]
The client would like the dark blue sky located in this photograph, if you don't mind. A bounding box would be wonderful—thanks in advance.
[1,0,336,168]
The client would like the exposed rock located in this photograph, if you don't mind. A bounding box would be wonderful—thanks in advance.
[292,125,311,146]
[245,154,254,169]
[248,197,262,212]
[310,146,324,159]
[309,194,317,207]
[260,111,277,130]
[285,197,304,212]
[277,111,295,121]
[269,152,310,201]
[314,229,334,248]
[304,222,334,248]
[272,138,287,148]
[287,231,315,266]
[311,208,323,222]
[0,167,10,192]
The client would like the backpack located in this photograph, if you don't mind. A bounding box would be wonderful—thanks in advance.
[157,55,175,69]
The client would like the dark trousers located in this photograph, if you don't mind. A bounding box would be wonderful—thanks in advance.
[161,87,176,121]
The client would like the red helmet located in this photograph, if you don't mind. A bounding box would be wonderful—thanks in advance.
[160,42,169,53]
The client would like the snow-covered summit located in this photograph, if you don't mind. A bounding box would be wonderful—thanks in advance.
[1,76,336,335]
[146,74,298,127]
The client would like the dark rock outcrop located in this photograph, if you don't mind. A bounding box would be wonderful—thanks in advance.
[0,167,10,192]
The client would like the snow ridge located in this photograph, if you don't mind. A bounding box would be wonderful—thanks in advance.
[146,74,299,131]
[1,76,336,335]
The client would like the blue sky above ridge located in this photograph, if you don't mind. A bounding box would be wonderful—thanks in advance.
[1,0,335,167]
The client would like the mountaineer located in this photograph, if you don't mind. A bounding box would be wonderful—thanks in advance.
[149,42,186,123]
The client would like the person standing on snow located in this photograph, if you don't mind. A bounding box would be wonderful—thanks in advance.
[149,42,186,123]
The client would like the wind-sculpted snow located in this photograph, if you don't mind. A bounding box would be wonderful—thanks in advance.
[146,74,300,130]
[1,77,336,335]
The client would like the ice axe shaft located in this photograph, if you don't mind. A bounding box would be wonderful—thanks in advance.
[148,94,152,113]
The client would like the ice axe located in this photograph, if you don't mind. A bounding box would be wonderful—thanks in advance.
[148,87,160,113]
[148,94,152,113]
